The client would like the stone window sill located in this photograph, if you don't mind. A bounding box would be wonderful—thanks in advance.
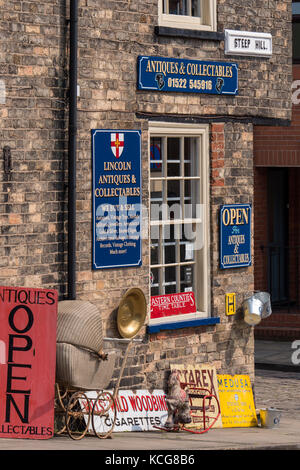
[154,26,224,41]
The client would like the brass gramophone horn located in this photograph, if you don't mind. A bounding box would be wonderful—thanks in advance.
[117,288,147,339]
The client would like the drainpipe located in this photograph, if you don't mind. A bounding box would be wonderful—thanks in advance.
[68,0,78,300]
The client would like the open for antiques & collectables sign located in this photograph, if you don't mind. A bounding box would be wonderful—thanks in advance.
[92,129,142,269]
[0,286,57,439]
[220,203,252,269]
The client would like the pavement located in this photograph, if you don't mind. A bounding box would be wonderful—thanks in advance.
[0,339,300,455]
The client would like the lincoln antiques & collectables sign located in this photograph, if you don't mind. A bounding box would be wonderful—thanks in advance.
[0,286,57,439]
[220,204,252,269]
[137,56,238,95]
[92,130,142,269]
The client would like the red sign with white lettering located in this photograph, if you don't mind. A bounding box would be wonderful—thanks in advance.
[150,292,196,319]
[0,286,57,439]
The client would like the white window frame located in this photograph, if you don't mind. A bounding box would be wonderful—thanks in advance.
[149,122,211,325]
[158,0,217,32]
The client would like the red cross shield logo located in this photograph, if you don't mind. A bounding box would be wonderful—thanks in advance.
[111,132,124,159]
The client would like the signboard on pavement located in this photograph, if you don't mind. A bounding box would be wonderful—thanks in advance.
[217,374,258,427]
[84,390,168,432]
[0,286,58,439]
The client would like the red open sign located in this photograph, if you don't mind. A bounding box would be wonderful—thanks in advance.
[0,286,57,439]
[150,292,196,319]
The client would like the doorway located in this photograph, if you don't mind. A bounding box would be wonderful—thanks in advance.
[267,168,289,304]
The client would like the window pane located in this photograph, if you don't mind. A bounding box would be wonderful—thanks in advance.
[180,241,195,262]
[191,0,201,17]
[167,179,181,203]
[150,242,159,265]
[150,179,163,224]
[184,179,200,218]
[167,137,181,177]
[180,264,194,292]
[150,268,159,296]
[293,3,300,15]
[163,224,181,253]
[184,137,199,177]
[293,23,300,61]
[164,241,176,265]
[169,0,188,15]
[150,137,163,177]
[164,266,176,287]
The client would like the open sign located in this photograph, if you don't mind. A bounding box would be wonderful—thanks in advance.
[0,286,57,439]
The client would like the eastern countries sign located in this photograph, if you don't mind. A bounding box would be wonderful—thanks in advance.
[137,56,238,95]
[220,204,252,269]
[150,292,196,321]
[92,129,142,269]
[0,286,58,439]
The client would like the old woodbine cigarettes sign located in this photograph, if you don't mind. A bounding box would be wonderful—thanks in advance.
[0,286,57,439]
[84,390,168,432]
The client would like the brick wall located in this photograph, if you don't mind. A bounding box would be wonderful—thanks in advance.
[254,65,300,167]
[0,0,292,389]
[0,0,67,294]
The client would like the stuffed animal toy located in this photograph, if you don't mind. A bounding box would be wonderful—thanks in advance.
[165,370,192,428]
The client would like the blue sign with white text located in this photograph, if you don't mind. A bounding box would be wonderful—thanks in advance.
[137,56,238,95]
[220,204,251,269]
[92,130,142,269]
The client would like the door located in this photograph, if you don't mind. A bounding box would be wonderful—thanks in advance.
[267,168,289,303]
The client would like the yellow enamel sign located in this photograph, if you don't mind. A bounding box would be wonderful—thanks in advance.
[217,375,258,427]
[225,293,236,315]
[172,364,223,429]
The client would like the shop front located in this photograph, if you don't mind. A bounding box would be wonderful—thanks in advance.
[0,0,292,439]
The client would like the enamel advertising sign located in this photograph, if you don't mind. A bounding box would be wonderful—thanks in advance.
[84,390,168,432]
[0,286,58,439]
[150,292,196,320]
[92,129,142,269]
[217,375,258,427]
[172,363,223,429]
[137,56,238,95]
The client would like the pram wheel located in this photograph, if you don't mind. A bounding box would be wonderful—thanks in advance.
[65,391,91,440]
[92,391,116,439]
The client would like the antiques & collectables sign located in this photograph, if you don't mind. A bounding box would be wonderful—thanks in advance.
[137,56,238,95]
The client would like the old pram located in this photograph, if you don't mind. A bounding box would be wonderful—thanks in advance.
[54,289,146,440]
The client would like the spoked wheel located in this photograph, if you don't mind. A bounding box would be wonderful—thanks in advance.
[65,391,91,440]
[54,384,70,435]
[92,391,116,439]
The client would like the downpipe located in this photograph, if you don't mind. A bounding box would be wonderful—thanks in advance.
[68,0,78,300]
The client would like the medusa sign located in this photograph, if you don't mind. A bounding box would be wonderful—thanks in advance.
[0,286,57,439]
